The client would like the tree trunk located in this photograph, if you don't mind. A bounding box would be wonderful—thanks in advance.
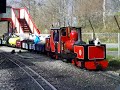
[103,0,106,29]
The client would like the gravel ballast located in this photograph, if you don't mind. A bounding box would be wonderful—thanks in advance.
[0,46,120,90]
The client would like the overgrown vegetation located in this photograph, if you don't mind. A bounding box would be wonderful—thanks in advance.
[6,0,120,34]
[107,55,120,71]
[107,48,118,51]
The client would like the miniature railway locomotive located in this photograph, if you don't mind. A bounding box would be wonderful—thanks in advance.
[2,27,108,70]
[45,27,108,70]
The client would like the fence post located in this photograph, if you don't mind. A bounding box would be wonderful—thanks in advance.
[118,33,120,58]
[91,33,93,39]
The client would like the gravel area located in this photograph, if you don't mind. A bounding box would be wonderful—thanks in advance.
[0,46,120,90]
[0,52,45,90]
[11,52,120,90]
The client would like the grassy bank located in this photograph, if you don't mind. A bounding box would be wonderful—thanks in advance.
[107,55,120,71]
[107,48,118,51]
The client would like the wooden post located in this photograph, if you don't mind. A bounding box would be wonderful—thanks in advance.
[118,33,120,57]
[114,16,120,58]
[8,21,10,34]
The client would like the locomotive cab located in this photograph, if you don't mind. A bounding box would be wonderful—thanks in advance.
[46,27,78,60]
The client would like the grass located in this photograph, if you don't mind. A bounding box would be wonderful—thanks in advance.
[106,55,115,60]
[107,55,120,71]
[107,48,118,51]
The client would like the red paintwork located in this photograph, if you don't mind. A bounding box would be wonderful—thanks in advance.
[1,18,18,33]
[65,30,78,51]
[75,59,82,67]
[65,40,75,51]
[1,18,14,26]
[88,46,105,60]
[72,59,75,65]
[72,59,82,67]
[13,8,20,18]
[74,46,84,59]
[45,38,50,51]
[66,27,70,37]
[24,8,40,34]
[1,18,12,21]
[12,8,23,33]
[57,43,61,53]
[64,30,78,51]
[70,30,78,41]
[50,31,55,52]
[85,60,108,70]
[55,54,58,60]
[61,36,69,43]
[16,40,22,48]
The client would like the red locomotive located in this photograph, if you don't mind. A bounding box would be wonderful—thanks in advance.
[45,27,108,70]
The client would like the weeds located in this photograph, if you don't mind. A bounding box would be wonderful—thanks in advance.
[107,48,118,51]
[107,55,120,71]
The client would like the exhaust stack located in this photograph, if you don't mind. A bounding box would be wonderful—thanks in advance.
[74,27,86,45]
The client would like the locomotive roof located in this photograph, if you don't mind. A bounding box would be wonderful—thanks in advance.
[51,28,61,30]
[51,27,82,30]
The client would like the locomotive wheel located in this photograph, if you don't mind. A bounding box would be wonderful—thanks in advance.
[49,52,56,59]
[72,59,75,65]
[74,59,84,69]
[50,53,54,59]
[46,51,50,57]
[62,59,67,62]
[96,64,102,70]
[55,54,59,60]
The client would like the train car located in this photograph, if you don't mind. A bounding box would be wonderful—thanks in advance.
[22,40,34,50]
[45,27,108,70]
[8,35,20,47]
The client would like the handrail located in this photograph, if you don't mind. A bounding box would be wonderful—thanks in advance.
[12,8,20,18]
[24,7,40,35]
[20,8,40,35]
[11,8,24,34]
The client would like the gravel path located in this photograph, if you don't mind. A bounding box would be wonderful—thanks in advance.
[11,52,120,90]
[0,46,120,90]
[0,52,46,90]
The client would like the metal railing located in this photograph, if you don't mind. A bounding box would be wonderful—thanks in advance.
[11,8,23,34]
[82,33,119,57]
[20,8,40,35]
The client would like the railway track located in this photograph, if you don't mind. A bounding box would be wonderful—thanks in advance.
[81,69,120,83]
[16,51,120,84]
[97,71,120,83]
[1,52,57,90]
[0,48,119,90]
[11,51,120,83]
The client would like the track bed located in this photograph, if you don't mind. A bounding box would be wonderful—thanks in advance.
[0,46,119,90]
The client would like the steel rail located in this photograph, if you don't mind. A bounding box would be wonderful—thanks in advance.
[11,51,120,82]
[1,52,57,90]
[84,69,120,83]
[97,71,120,83]
[16,52,120,84]
[81,69,120,83]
